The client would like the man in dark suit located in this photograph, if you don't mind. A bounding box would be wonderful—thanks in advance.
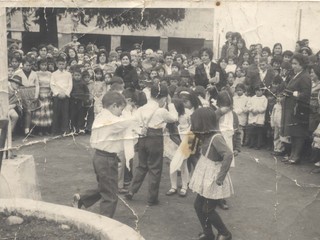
[245,57,275,96]
[194,47,226,100]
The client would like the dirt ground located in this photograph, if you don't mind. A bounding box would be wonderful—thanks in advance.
[16,134,320,240]
[0,212,97,240]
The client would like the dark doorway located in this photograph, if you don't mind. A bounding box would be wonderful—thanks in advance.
[78,34,111,52]
[168,38,205,54]
[21,32,45,53]
[120,36,160,52]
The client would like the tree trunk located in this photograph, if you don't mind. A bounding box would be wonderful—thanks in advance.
[37,8,58,47]
[45,8,58,47]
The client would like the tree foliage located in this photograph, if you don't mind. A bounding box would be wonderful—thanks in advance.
[7,8,186,31]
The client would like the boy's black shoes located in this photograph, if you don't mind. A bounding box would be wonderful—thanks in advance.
[198,233,215,240]
[218,199,229,210]
[217,232,232,240]
[124,192,134,200]
[118,188,129,194]
[147,200,159,206]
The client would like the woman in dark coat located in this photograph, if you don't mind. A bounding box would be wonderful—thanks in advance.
[114,52,140,90]
[309,65,320,133]
[281,53,312,164]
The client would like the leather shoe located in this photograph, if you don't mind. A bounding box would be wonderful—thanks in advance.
[272,151,285,156]
[118,188,129,194]
[198,233,215,240]
[124,192,134,200]
[218,200,229,210]
[216,232,232,240]
[286,159,300,165]
[147,200,159,206]
[166,188,177,196]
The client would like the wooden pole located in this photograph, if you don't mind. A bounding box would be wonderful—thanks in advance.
[0,7,10,164]
[0,7,9,117]
[298,9,302,40]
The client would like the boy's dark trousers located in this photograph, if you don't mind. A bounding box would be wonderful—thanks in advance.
[85,105,94,132]
[69,98,87,132]
[79,149,118,218]
[52,96,70,134]
[247,124,264,148]
[310,147,320,162]
[130,128,163,204]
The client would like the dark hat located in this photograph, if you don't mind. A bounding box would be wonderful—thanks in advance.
[9,75,23,86]
[194,85,206,96]
[301,46,312,55]
[133,43,141,49]
[30,47,38,52]
[115,46,122,52]
[109,76,124,85]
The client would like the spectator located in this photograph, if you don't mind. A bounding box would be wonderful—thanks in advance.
[8,75,23,134]
[114,52,140,90]
[309,65,320,133]
[195,48,226,100]
[50,56,73,135]
[32,59,53,136]
[281,53,311,164]
[15,56,39,136]
[220,31,233,60]
[163,52,173,76]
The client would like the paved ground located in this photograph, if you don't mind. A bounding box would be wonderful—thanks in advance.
[15,134,320,240]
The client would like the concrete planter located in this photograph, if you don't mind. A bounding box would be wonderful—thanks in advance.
[0,198,144,240]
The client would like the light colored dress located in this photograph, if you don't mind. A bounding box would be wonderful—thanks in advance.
[32,71,53,127]
[219,111,235,167]
[189,134,234,200]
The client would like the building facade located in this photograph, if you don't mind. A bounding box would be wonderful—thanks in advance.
[8,8,214,54]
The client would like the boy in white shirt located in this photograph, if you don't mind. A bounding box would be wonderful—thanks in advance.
[50,56,72,135]
[246,84,268,149]
[125,84,178,206]
[233,83,248,145]
[72,91,134,218]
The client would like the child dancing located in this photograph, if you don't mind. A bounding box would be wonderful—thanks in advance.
[189,107,233,240]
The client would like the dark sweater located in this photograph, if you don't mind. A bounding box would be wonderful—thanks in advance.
[70,80,89,101]
[114,64,139,90]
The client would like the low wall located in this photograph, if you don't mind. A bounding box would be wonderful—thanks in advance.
[0,155,41,200]
[0,198,144,240]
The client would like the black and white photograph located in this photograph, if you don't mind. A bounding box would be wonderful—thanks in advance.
[0,2,319,240]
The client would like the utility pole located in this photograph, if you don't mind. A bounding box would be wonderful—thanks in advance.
[298,9,302,40]
[0,7,8,109]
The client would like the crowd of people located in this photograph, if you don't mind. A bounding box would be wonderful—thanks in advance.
[6,31,320,240]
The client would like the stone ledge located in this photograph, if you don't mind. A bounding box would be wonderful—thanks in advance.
[0,198,144,240]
